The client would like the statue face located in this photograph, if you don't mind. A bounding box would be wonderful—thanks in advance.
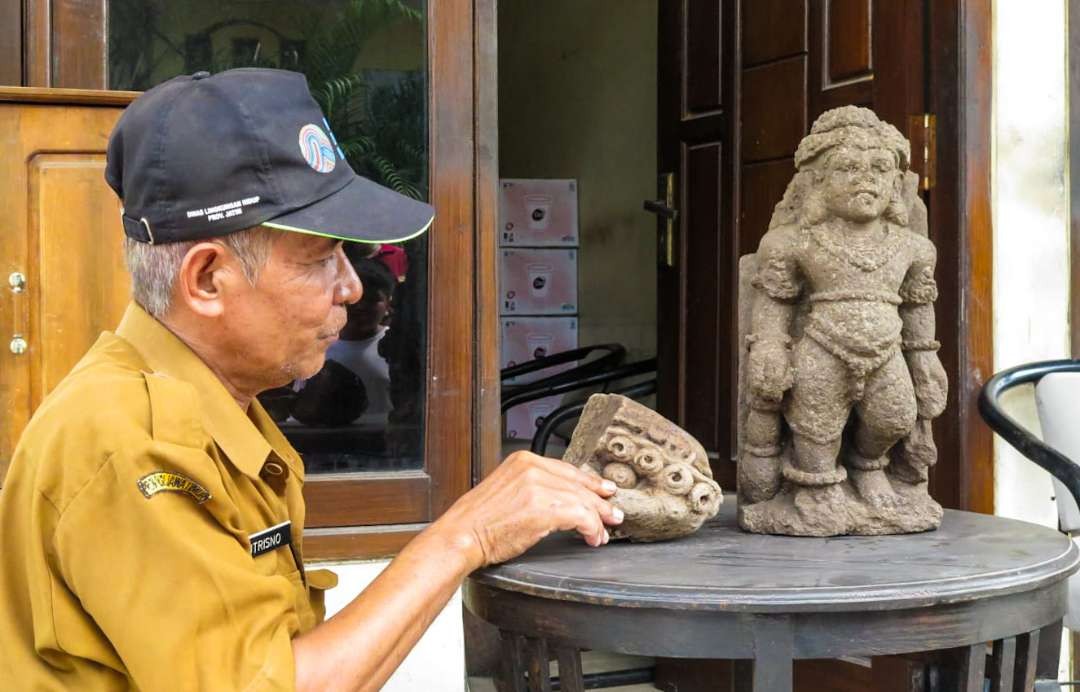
[822,146,899,223]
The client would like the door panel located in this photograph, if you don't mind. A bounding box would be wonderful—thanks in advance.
[657,0,738,486]
[826,0,872,84]
[741,58,807,162]
[742,0,806,67]
[685,1,723,113]
[0,100,126,478]
[682,141,725,454]
[32,153,129,400]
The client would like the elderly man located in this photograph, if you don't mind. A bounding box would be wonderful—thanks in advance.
[0,69,621,690]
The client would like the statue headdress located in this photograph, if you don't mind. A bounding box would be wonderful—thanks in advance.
[767,106,922,232]
[794,106,910,171]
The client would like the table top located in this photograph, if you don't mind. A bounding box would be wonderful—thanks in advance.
[470,502,1080,613]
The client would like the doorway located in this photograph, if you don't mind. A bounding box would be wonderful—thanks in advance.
[497,0,661,461]
[497,0,992,517]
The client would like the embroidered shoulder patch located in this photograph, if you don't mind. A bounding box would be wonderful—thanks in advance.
[137,472,211,504]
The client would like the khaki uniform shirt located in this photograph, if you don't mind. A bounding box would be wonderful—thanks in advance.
[0,303,336,690]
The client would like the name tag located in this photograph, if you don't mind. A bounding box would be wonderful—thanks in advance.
[249,520,292,558]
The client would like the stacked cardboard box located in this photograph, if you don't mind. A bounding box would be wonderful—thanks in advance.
[499,179,579,440]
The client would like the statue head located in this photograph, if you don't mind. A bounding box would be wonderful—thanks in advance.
[795,106,911,226]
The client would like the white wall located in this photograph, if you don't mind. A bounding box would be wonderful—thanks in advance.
[991,0,1071,527]
[499,0,659,361]
[307,560,465,691]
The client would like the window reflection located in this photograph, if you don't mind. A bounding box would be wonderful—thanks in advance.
[108,0,429,472]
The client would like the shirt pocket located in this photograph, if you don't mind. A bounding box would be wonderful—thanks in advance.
[305,568,338,625]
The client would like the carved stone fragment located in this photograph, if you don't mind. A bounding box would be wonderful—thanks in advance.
[563,394,722,542]
[737,106,947,536]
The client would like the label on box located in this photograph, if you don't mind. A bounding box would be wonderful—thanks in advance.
[500,248,578,315]
[505,396,561,440]
[499,179,579,247]
[501,317,578,384]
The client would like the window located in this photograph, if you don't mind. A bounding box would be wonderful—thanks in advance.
[5,0,494,556]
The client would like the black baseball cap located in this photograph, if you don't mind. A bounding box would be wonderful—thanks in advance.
[104,68,434,245]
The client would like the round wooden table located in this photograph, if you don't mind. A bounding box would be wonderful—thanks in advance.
[465,503,1080,692]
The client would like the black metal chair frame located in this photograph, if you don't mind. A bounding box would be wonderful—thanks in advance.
[531,375,657,455]
[501,343,627,409]
[502,357,656,414]
[978,358,1080,507]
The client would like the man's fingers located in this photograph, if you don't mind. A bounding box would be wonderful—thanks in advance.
[529,455,618,497]
[569,505,607,547]
[546,492,609,547]
[534,478,624,527]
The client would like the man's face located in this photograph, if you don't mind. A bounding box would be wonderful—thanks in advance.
[822,146,899,223]
[221,231,361,388]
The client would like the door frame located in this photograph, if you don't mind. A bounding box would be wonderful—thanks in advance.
[926,0,993,513]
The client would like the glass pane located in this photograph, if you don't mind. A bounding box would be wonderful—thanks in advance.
[108,1,429,474]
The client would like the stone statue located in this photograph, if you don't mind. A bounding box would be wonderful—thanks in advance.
[737,106,947,537]
[563,394,722,542]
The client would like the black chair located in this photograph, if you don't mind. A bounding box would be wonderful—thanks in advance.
[980,359,1080,691]
[500,343,627,412]
[978,359,1080,508]
[531,362,657,455]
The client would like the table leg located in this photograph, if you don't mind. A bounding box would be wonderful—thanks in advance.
[1014,629,1041,692]
[524,636,552,692]
[956,643,987,692]
[496,632,527,692]
[554,646,585,692]
[989,637,1016,692]
[747,615,794,692]
[1036,619,1064,680]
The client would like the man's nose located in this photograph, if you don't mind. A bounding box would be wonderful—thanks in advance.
[335,248,363,305]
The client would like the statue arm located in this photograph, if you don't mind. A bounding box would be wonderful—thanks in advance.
[900,240,947,419]
[747,231,800,406]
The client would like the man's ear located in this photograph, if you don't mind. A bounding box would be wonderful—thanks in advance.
[174,242,236,318]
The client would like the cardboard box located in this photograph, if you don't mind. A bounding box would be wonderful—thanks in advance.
[500,248,578,315]
[504,395,562,441]
[501,317,578,383]
[499,179,579,247]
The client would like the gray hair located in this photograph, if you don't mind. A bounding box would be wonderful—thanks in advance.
[122,226,277,318]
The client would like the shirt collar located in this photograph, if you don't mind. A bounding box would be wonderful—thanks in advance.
[115,302,296,480]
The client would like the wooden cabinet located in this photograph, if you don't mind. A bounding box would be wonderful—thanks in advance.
[0,92,131,478]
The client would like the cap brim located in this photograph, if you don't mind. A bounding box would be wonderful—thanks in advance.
[263,175,433,244]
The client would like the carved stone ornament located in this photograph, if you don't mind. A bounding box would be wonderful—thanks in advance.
[737,105,948,536]
[563,394,723,542]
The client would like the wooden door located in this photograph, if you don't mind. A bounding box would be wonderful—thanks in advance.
[0,91,131,479]
[656,0,739,487]
[656,0,928,490]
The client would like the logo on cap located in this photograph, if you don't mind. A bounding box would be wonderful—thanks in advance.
[298,124,336,173]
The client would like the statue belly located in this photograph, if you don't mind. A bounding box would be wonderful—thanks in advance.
[807,302,903,357]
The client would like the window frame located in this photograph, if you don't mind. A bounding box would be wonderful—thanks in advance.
[21,0,502,559]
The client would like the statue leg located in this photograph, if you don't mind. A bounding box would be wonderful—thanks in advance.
[784,337,851,487]
[739,406,784,503]
[851,351,917,505]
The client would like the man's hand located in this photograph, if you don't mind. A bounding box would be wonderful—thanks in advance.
[432,451,624,569]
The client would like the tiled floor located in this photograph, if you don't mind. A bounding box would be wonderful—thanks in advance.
[467,651,661,692]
